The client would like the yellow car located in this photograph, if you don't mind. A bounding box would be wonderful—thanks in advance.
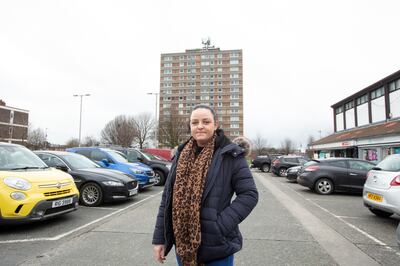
[0,142,79,224]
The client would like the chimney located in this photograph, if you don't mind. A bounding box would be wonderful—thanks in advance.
[0,99,6,106]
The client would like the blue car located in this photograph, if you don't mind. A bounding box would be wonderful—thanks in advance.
[66,147,155,189]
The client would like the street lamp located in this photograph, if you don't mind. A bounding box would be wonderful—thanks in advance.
[73,93,91,147]
[147,92,159,147]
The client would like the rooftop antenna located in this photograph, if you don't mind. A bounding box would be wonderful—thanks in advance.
[202,37,213,50]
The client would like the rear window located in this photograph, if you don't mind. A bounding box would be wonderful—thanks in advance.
[304,161,318,167]
[376,155,400,172]
[284,158,298,163]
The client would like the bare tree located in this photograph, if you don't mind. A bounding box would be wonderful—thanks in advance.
[65,138,80,148]
[280,138,294,155]
[159,111,187,148]
[252,134,268,155]
[27,127,47,150]
[82,136,99,147]
[132,112,155,149]
[306,134,316,158]
[101,115,137,147]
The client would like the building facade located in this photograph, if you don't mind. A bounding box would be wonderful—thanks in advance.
[0,100,29,144]
[159,44,243,145]
[310,70,400,163]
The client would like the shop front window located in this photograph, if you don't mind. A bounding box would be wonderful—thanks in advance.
[363,149,378,162]
[394,147,400,154]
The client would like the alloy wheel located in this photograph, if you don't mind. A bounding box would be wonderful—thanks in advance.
[315,178,333,195]
[81,183,103,206]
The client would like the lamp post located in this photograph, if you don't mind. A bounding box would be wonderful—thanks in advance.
[147,92,159,147]
[73,93,91,147]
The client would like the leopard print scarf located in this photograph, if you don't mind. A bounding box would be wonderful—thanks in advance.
[172,134,216,266]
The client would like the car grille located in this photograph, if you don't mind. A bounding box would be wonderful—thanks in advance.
[44,189,71,197]
[39,181,72,189]
[126,180,138,189]
[44,203,75,215]
[146,170,154,177]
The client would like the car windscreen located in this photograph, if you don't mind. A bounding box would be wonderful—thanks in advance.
[376,154,400,172]
[0,146,48,170]
[107,150,129,163]
[62,154,100,169]
[142,151,167,161]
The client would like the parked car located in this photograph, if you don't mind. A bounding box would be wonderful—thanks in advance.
[363,154,400,218]
[297,158,376,195]
[66,147,155,189]
[143,148,173,161]
[35,151,139,207]
[110,147,171,186]
[285,165,302,182]
[251,154,282,172]
[271,156,308,177]
[0,142,79,223]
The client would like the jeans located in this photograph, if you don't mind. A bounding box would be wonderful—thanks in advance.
[176,254,234,266]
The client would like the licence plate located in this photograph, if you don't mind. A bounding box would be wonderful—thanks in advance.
[129,189,138,196]
[367,193,383,202]
[52,197,73,208]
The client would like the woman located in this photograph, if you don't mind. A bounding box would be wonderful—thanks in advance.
[152,105,258,266]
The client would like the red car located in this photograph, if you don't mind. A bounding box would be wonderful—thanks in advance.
[144,148,173,161]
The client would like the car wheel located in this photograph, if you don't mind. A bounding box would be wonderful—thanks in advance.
[154,170,166,186]
[314,178,334,195]
[368,208,393,218]
[278,168,287,177]
[261,164,270,173]
[80,182,103,207]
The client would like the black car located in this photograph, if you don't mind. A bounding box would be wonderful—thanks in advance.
[251,154,282,172]
[35,151,139,207]
[112,147,171,186]
[271,156,308,177]
[297,158,376,195]
[285,165,302,182]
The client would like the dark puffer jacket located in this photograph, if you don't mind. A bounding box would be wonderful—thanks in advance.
[152,131,259,263]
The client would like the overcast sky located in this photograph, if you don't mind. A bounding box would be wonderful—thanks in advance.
[1,0,399,148]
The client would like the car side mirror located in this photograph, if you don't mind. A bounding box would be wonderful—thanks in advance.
[101,159,110,166]
[55,165,69,172]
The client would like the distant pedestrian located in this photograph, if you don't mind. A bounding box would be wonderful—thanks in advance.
[152,104,258,266]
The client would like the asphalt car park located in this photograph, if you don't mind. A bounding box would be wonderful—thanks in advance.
[0,186,163,244]
[258,170,400,264]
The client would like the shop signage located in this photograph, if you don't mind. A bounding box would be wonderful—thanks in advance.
[341,141,355,147]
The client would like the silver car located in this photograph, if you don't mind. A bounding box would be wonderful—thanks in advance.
[363,154,400,218]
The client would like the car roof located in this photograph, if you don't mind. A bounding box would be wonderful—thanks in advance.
[0,142,23,148]
[313,157,367,162]
[34,150,73,156]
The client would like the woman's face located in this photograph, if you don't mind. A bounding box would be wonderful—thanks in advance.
[190,108,218,147]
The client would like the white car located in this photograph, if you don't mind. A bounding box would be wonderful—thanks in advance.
[363,154,400,217]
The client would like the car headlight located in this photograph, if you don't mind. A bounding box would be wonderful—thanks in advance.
[102,181,124,187]
[165,164,172,170]
[130,168,144,175]
[4,177,32,191]
[10,192,26,200]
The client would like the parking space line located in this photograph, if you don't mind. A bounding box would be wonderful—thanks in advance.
[0,191,162,244]
[255,173,380,266]
[278,178,400,258]
[80,206,122,211]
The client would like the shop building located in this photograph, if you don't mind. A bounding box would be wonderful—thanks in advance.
[310,70,400,163]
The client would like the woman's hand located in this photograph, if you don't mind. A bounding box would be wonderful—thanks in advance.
[153,244,166,263]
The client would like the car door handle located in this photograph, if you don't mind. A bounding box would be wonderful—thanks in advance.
[349,173,358,176]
